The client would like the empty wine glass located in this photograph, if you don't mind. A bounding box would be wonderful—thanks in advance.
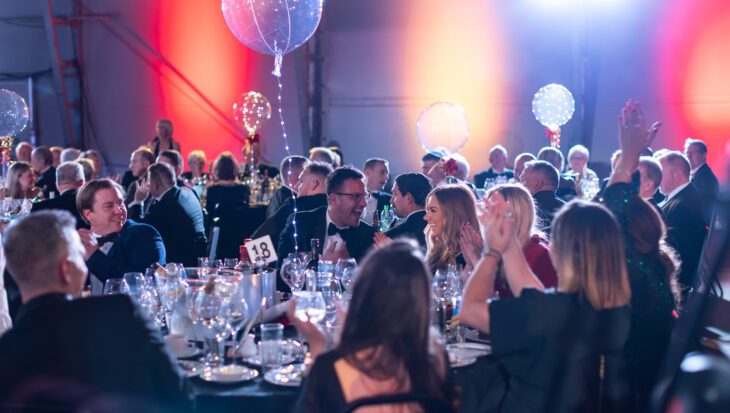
[190,287,229,367]
[281,255,305,292]
[292,291,326,325]
[103,278,129,295]
[198,257,211,278]
[335,258,357,291]
[224,285,249,346]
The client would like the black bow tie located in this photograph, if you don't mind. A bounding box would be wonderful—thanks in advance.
[96,232,120,245]
[327,223,350,237]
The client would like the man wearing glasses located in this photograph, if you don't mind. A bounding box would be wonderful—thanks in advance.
[277,167,376,284]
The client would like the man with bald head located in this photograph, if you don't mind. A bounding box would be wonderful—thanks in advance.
[520,160,565,235]
[684,138,719,217]
[474,145,514,189]
[658,151,707,291]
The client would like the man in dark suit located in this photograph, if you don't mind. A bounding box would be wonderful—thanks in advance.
[30,146,57,199]
[76,179,166,291]
[363,158,392,225]
[520,160,565,236]
[253,161,332,248]
[685,138,719,220]
[537,147,577,201]
[266,155,310,219]
[158,149,196,193]
[124,146,155,206]
[0,210,192,411]
[277,167,375,290]
[31,161,88,229]
[637,156,667,221]
[128,163,206,267]
[658,152,708,291]
[474,144,514,189]
[377,172,432,249]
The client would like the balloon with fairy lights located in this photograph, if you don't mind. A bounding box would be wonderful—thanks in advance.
[532,84,575,148]
[0,89,29,167]
[416,102,470,156]
[233,91,272,137]
[221,0,324,77]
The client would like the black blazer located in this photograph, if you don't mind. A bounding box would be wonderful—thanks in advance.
[205,184,250,218]
[474,168,514,189]
[661,184,708,290]
[533,190,566,235]
[556,175,577,201]
[691,163,719,220]
[373,191,392,215]
[86,219,166,282]
[277,206,375,290]
[35,166,57,199]
[0,293,192,411]
[253,193,328,249]
[30,188,88,229]
[128,187,206,267]
[266,186,294,219]
[385,210,427,248]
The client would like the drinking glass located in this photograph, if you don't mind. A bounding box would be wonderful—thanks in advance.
[224,285,249,346]
[281,255,305,292]
[334,258,357,291]
[224,258,239,269]
[198,257,211,278]
[123,272,146,296]
[292,291,326,325]
[260,323,284,370]
[103,278,129,295]
[190,288,229,367]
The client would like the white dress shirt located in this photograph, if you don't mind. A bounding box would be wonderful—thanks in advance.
[324,211,347,254]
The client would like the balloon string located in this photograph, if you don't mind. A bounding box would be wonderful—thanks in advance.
[275,65,299,253]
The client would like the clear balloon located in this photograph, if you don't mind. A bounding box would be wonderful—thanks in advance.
[233,91,272,136]
[222,0,324,75]
[0,89,29,137]
[416,102,470,155]
[532,84,575,128]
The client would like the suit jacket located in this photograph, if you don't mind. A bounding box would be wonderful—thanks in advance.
[0,293,192,411]
[385,210,427,249]
[556,175,577,201]
[277,206,375,290]
[35,166,57,199]
[86,219,166,283]
[533,190,566,236]
[691,163,719,221]
[266,186,294,219]
[129,187,206,267]
[373,191,392,214]
[253,193,327,248]
[661,184,708,290]
[30,188,88,229]
[474,168,514,189]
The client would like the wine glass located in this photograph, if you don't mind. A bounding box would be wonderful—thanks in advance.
[334,258,357,291]
[190,287,229,367]
[292,291,326,325]
[224,285,249,346]
[198,257,211,278]
[281,255,305,292]
[103,278,129,295]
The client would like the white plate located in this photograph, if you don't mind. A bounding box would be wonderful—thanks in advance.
[243,354,296,366]
[263,363,306,387]
[174,346,203,359]
[200,365,259,383]
[464,329,490,344]
[448,353,477,368]
[447,342,491,359]
[178,360,204,378]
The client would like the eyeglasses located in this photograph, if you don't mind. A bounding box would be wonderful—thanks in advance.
[334,192,371,202]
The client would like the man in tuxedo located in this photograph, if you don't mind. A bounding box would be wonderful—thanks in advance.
[124,146,155,206]
[76,179,165,290]
[637,156,667,220]
[158,149,194,191]
[14,141,32,163]
[521,160,565,235]
[474,145,514,189]
[31,146,57,199]
[253,161,331,248]
[684,138,719,220]
[31,161,88,229]
[277,166,375,289]
[537,147,577,201]
[0,210,191,411]
[363,158,392,225]
[421,151,446,186]
[513,152,536,182]
[128,163,206,267]
[266,155,310,219]
[378,172,432,248]
[658,152,708,291]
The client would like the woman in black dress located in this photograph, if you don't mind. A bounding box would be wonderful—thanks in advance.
[292,240,455,413]
[205,151,249,219]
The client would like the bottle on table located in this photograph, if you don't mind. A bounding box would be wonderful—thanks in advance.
[372,210,381,232]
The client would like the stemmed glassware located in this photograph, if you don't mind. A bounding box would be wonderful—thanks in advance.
[103,278,129,295]
[580,175,601,200]
[189,284,230,367]
[223,283,249,350]
[292,291,326,325]
[281,254,306,292]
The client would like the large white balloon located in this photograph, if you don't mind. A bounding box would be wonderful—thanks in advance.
[0,89,29,137]
[416,102,470,156]
[531,84,575,128]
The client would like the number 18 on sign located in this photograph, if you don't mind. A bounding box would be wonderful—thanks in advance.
[245,235,278,265]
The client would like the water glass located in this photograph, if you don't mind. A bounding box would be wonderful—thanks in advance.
[260,323,284,369]
[292,291,326,324]
[224,258,239,269]
[198,257,211,278]
[123,272,146,295]
[103,278,129,295]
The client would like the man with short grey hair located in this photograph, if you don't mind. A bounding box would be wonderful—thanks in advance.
[31,161,87,229]
[0,211,192,411]
[60,147,81,163]
[684,138,719,215]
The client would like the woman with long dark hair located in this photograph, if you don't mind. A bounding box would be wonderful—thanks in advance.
[293,240,455,413]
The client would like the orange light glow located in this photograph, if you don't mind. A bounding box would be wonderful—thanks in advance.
[401,0,509,172]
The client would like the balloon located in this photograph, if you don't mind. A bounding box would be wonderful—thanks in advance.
[531,83,575,128]
[0,89,29,137]
[222,0,324,76]
[416,102,470,155]
[233,91,272,136]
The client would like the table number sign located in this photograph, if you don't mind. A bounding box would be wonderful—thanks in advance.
[245,235,278,265]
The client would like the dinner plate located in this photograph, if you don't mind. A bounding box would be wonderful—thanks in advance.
[263,363,306,387]
[464,329,490,344]
[174,346,203,359]
[243,354,296,366]
[200,365,259,383]
[447,342,491,359]
[178,360,204,378]
[448,353,477,368]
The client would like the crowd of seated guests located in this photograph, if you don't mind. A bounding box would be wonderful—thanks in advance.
[0,103,725,412]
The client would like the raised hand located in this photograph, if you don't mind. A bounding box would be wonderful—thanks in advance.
[459,222,484,269]
[483,192,515,255]
[618,99,661,160]
[134,177,150,203]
